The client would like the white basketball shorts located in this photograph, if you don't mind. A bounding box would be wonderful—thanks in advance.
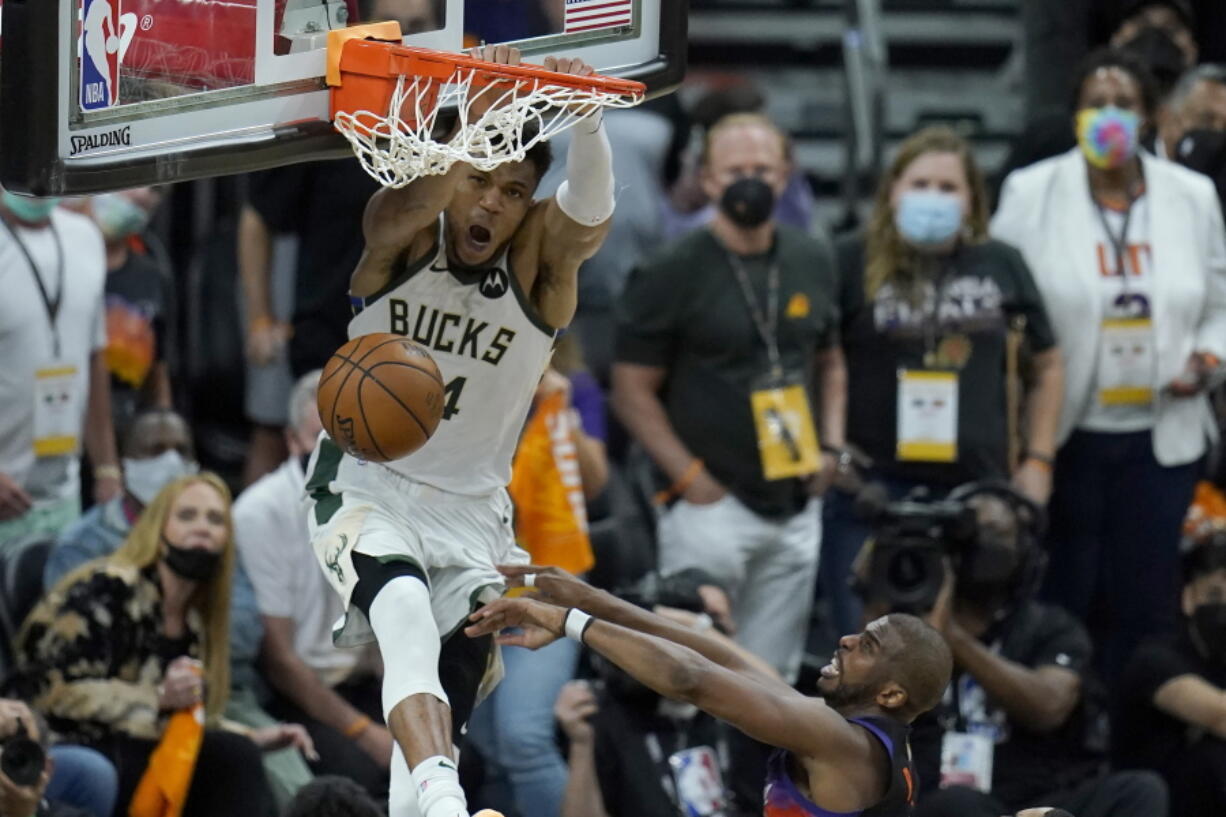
[304,436,529,648]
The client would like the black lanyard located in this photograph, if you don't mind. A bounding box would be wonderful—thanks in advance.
[1,215,65,356]
[919,259,955,366]
[726,251,782,378]
[1092,196,1136,286]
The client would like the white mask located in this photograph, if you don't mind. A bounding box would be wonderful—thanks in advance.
[123,449,198,506]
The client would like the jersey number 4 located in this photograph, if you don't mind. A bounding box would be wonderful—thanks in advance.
[441,376,466,421]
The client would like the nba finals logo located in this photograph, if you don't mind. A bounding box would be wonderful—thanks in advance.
[80,0,137,110]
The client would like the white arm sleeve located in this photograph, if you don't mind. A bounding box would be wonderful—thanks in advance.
[555,113,615,227]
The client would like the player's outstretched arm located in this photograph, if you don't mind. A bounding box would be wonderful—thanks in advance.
[497,564,785,688]
[466,597,871,763]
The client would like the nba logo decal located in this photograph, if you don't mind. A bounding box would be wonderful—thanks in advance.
[80,0,137,110]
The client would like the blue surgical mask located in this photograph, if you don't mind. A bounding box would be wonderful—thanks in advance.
[2,191,61,224]
[894,190,964,248]
[91,192,150,241]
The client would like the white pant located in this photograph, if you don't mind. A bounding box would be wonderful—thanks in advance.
[306,443,527,647]
[658,494,820,682]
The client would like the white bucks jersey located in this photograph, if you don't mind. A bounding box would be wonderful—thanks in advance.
[348,219,557,495]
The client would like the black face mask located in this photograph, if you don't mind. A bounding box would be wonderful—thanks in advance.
[1175,128,1226,175]
[1119,26,1188,90]
[718,177,775,229]
[1192,602,1226,664]
[162,539,221,582]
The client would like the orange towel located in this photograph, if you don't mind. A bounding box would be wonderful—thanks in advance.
[128,705,204,817]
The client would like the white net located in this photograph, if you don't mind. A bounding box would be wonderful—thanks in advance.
[334,66,643,188]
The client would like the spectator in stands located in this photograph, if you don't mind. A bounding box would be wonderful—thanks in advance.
[89,188,173,440]
[1157,64,1226,207]
[235,371,388,799]
[992,48,1226,680]
[615,121,843,807]
[661,84,823,241]
[0,697,113,817]
[1156,64,1226,158]
[238,161,378,483]
[553,602,769,817]
[34,408,305,806]
[869,490,1169,817]
[0,189,120,547]
[613,112,845,685]
[7,474,312,817]
[465,337,610,817]
[43,410,197,590]
[821,125,1064,637]
[1110,0,1198,98]
[283,775,383,817]
[1113,485,1226,817]
[1002,1,1197,198]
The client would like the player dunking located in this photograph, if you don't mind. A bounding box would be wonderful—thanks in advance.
[304,46,614,817]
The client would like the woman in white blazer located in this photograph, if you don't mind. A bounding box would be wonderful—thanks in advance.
[992,49,1226,681]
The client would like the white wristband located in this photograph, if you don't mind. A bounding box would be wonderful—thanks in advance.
[564,608,594,643]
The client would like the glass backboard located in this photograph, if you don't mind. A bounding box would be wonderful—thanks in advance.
[0,0,685,194]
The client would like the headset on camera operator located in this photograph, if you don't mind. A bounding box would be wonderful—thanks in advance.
[853,481,1168,817]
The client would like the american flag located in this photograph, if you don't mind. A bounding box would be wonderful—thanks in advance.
[564,0,633,33]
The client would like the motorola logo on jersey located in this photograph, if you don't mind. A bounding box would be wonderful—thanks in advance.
[388,299,517,366]
[480,269,510,299]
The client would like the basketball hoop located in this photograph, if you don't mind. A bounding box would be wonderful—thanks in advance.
[327,35,647,188]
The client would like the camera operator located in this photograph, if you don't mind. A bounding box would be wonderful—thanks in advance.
[550,571,762,817]
[0,699,92,817]
[853,483,1167,817]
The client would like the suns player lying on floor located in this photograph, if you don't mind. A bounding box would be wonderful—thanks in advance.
[303,45,615,817]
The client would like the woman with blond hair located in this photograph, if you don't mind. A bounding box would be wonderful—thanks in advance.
[7,474,311,817]
[818,125,1065,634]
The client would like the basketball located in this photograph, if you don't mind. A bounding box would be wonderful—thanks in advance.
[317,333,445,462]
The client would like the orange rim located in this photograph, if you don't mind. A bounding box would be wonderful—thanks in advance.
[328,36,645,126]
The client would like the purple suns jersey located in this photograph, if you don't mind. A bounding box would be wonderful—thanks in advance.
[764,716,917,817]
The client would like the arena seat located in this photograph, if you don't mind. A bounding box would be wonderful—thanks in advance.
[0,536,54,674]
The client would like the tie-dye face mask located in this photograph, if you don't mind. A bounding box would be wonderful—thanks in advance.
[1077,106,1141,170]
